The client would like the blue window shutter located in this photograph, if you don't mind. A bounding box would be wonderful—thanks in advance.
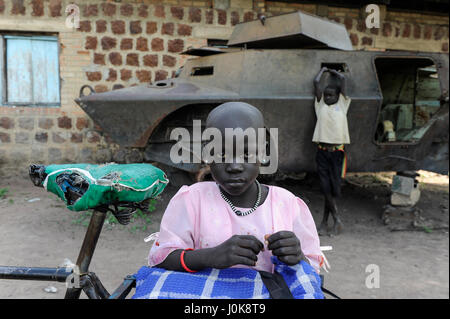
[5,35,60,106]
[31,39,60,104]
[6,36,33,104]
[0,36,4,103]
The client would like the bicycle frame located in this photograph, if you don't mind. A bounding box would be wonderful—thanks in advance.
[0,208,136,299]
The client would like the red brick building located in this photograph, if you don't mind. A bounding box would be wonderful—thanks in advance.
[0,0,448,175]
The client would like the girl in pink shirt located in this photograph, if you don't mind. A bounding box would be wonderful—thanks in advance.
[148,102,323,274]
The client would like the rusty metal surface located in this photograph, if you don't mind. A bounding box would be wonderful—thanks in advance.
[76,81,239,148]
[76,17,448,176]
[227,11,353,50]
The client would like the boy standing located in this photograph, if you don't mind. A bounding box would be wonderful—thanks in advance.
[313,67,351,236]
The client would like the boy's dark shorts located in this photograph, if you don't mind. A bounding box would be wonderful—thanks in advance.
[315,147,344,197]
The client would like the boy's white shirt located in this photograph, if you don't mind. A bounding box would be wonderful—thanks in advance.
[312,93,351,144]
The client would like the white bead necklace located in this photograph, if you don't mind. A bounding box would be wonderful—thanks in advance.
[218,180,261,217]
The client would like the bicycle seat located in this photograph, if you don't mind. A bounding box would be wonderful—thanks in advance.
[29,163,169,214]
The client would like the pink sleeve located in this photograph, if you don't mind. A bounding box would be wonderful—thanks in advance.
[147,185,197,267]
[292,197,323,273]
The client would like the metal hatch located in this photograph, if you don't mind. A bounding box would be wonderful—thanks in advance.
[181,46,241,56]
[227,10,354,51]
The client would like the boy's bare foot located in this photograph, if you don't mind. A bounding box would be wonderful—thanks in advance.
[330,219,344,236]
[317,222,328,236]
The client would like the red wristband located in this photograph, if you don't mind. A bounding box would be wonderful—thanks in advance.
[180,248,197,273]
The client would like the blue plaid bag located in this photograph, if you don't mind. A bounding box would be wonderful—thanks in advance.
[132,257,323,299]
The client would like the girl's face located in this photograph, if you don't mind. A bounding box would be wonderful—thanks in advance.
[209,139,261,197]
[205,101,265,197]
[210,160,260,197]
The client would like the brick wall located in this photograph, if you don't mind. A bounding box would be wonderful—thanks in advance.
[0,0,448,175]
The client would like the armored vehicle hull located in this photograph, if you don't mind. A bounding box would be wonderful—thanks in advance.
[76,12,449,177]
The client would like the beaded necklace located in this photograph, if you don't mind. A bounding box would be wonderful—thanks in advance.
[218,180,261,216]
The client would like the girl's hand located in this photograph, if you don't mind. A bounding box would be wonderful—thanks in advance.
[265,231,304,266]
[209,235,264,269]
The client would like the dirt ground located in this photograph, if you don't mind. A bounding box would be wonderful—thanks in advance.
[0,170,448,299]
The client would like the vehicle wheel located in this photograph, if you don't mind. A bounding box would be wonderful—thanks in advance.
[194,166,211,182]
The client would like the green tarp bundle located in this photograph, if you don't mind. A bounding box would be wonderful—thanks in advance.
[41,163,169,211]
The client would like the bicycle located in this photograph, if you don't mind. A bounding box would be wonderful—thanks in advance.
[0,164,160,299]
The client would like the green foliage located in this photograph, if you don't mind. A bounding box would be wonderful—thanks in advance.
[71,198,158,234]
[0,188,9,199]
[422,225,433,233]
[72,210,93,228]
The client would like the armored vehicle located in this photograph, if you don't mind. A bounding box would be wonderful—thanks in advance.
[76,11,449,181]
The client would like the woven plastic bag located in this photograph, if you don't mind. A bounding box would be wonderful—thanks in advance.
[39,163,169,211]
[132,257,324,299]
